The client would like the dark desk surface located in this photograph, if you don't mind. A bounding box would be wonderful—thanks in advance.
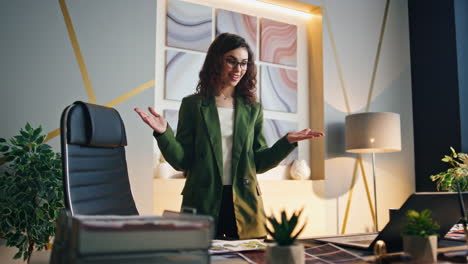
[299,238,468,263]
[29,239,468,264]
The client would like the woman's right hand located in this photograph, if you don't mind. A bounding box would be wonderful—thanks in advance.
[134,107,168,134]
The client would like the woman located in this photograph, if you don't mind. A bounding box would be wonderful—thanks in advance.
[135,33,323,239]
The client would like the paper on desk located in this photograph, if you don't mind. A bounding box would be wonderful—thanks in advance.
[445,223,467,241]
[210,239,267,254]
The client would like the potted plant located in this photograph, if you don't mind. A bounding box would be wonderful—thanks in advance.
[430,147,468,191]
[401,209,440,263]
[0,123,64,263]
[265,208,306,264]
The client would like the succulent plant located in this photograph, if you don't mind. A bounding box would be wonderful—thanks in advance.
[265,208,306,246]
[401,209,440,238]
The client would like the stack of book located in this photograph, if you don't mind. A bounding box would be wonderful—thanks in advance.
[51,210,213,264]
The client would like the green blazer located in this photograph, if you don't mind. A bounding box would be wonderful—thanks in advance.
[154,94,297,239]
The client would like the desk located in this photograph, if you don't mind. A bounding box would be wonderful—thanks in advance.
[29,250,251,264]
[28,240,468,264]
[299,238,468,264]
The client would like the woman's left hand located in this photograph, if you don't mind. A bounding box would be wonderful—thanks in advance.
[287,129,324,144]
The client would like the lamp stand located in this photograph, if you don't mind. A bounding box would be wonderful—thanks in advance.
[372,152,378,231]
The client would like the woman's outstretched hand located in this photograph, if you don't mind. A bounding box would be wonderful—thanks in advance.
[287,129,324,144]
[134,107,168,134]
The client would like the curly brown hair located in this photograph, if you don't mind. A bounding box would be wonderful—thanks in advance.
[196,33,257,104]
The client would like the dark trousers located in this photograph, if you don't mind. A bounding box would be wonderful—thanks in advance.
[216,185,239,239]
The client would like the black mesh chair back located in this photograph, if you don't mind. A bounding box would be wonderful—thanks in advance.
[60,101,139,215]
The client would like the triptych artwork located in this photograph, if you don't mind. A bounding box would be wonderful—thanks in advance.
[260,18,297,67]
[164,0,299,164]
[166,0,212,52]
[165,50,205,101]
[216,9,257,57]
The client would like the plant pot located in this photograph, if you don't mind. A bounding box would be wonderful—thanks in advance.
[403,235,437,263]
[0,238,53,264]
[0,238,27,264]
[266,243,304,264]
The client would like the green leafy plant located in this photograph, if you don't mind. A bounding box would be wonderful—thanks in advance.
[0,123,64,262]
[430,147,468,191]
[401,209,440,238]
[265,208,306,246]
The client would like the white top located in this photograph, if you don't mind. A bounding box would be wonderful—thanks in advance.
[217,107,234,185]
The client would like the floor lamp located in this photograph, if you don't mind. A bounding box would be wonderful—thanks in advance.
[345,112,401,231]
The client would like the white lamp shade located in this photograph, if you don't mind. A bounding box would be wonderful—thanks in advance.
[345,112,401,153]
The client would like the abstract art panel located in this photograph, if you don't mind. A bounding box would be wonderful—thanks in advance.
[164,109,179,135]
[165,50,205,101]
[260,18,297,66]
[261,65,297,113]
[216,9,257,56]
[167,0,212,52]
[263,119,298,165]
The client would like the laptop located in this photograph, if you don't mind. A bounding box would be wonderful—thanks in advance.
[313,192,468,252]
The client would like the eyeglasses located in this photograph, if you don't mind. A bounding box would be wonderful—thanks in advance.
[224,58,250,70]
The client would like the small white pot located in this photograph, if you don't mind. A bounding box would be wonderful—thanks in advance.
[266,243,304,264]
[403,235,437,263]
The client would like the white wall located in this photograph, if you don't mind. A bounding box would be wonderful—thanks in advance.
[0,0,156,215]
[307,0,415,234]
[0,0,414,241]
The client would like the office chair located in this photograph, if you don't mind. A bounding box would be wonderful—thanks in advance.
[60,101,139,215]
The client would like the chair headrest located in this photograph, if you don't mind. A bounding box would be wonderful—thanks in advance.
[65,101,127,147]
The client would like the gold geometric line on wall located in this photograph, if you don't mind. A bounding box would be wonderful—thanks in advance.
[104,80,155,107]
[365,0,390,112]
[322,5,351,114]
[43,80,156,143]
[58,0,97,104]
[324,0,391,234]
[44,128,61,143]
